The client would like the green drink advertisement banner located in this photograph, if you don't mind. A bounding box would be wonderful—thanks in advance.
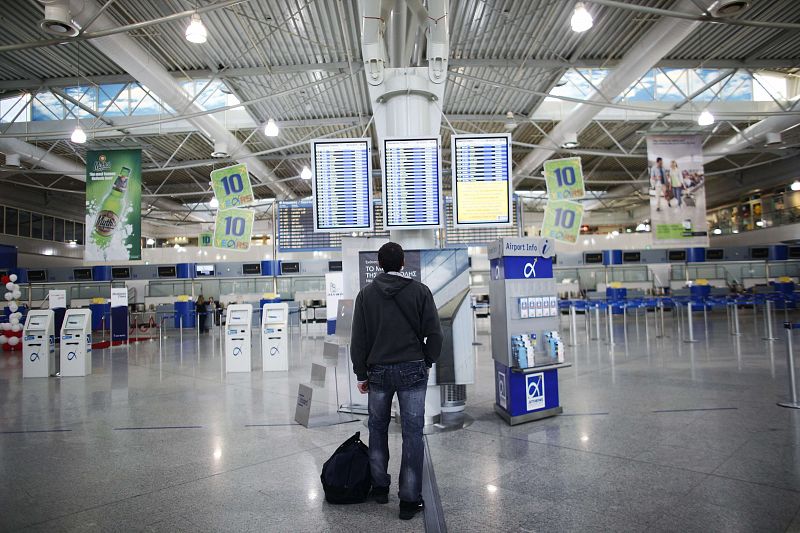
[213,207,254,251]
[544,157,585,201]
[211,164,254,209]
[541,200,584,244]
[85,149,142,261]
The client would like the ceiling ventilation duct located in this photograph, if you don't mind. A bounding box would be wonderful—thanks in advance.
[5,153,21,167]
[707,1,751,18]
[38,0,81,37]
[765,132,782,146]
[211,141,229,158]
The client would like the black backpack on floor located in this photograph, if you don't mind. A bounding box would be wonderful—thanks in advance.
[320,431,372,504]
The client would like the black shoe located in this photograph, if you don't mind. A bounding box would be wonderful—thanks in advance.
[371,487,389,504]
[399,499,424,520]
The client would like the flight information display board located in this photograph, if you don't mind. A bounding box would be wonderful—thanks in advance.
[311,138,373,232]
[451,133,513,227]
[382,137,443,229]
[278,200,390,252]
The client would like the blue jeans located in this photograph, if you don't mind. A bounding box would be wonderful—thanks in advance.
[367,360,428,503]
[672,186,683,207]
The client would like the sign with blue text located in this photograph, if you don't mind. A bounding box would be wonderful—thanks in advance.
[541,200,584,244]
[211,164,254,209]
[213,207,254,251]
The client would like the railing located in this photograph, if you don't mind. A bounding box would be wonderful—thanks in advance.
[709,205,800,235]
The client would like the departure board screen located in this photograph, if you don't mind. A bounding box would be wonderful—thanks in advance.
[451,134,512,227]
[311,138,373,232]
[382,137,442,229]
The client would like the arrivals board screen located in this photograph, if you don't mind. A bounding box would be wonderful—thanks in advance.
[311,138,373,232]
[382,137,443,229]
[451,134,512,227]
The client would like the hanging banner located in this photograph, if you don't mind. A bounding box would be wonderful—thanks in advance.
[544,157,585,201]
[541,200,584,244]
[85,149,142,261]
[646,136,708,244]
[199,232,213,247]
[213,207,254,251]
[211,163,254,209]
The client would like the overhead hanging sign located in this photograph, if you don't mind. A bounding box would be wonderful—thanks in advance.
[544,157,585,201]
[213,207,254,251]
[211,163,254,209]
[451,133,513,228]
[85,149,142,262]
[646,135,708,244]
[199,232,213,247]
[311,138,373,232]
[541,200,584,244]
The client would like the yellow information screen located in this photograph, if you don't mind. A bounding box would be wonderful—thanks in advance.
[452,134,512,227]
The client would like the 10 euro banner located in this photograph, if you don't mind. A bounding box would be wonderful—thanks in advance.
[541,200,584,244]
[213,207,255,251]
[211,164,254,209]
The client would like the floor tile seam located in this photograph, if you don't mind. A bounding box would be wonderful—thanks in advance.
[461,426,726,479]
[14,436,348,530]
[701,469,800,497]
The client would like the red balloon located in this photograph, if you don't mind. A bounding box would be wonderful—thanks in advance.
[0,275,9,284]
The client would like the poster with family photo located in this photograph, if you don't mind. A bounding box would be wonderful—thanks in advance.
[646,135,709,246]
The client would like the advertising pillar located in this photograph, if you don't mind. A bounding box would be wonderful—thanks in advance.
[110,287,128,344]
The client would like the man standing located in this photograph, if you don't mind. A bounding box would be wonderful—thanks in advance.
[650,157,667,212]
[350,242,443,520]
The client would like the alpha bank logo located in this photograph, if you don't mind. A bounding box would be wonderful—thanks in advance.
[493,264,500,280]
[523,258,538,278]
[526,373,545,411]
[497,371,507,410]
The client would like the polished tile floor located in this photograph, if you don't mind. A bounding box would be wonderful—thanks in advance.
[2,306,800,532]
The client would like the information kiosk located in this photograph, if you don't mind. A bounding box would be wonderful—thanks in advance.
[22,310,55,378]
[261,302,289,372]
[60,309,92,377]
[225,304,253,373]
[489,238,568,425]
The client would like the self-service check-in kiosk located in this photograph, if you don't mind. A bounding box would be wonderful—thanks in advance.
[262,302,289,372]
[60,309,92,377]
[22,310,55,378]
[225,304,253,373]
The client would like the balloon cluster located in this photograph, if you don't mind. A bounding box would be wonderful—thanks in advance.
[0,274,23,351]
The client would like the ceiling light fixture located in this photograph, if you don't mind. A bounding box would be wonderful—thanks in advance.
[504,111,517,131]
[698,110,715,126]
[791,180,800,192]
[561,132,579,149]
[713,228,722,235]
[570,2,593,33]
[209,197,219,209]
[70,124,86,144]
[301,166,312,180]
[146,237,155,246]
[185,13,207,44]
[264,118,279,137]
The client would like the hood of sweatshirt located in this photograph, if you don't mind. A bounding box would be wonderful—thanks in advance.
[371,272,414,299]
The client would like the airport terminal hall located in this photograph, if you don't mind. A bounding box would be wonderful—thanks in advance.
[5,0,800,531]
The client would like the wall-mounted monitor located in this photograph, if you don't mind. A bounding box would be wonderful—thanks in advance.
[280,262,300,274]
[195,264,215,277]
[382,137,443,230]
[706,248,724,260]
[622,252,641,263]
[451,133,513,228]
[790,247,800,259]
[27,269,47,282]
[111,267,130,279]
[328,260,343,272]
[157,266,176,278]
[584,252,603,264]
[311,138,373,232]
[750,247,769,259]
[73,268,92,281]
[668,250,687,262]
[242,263,261,275]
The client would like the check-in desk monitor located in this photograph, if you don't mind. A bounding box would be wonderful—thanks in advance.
[262,303,289,372]
[225,304,253,373]
[23,310,55,378]
[60,309,92,377]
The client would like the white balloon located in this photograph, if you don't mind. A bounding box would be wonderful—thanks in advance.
[0,335,6,344]
[9,302,18,312]
[10,312,21,320]
[4,282,12,291]
[3,293,11,301]
[9,274,17,282]
[11,324,21,332]
[12,291,21,299]
[10,317,19,326]
[1,323,10,331]
[8,336,19,346]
